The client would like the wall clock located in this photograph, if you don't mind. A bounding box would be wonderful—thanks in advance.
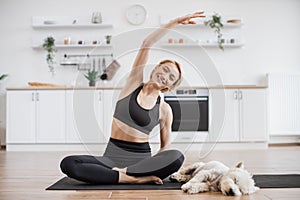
[126,4,147,25]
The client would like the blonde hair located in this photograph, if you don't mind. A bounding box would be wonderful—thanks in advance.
[151,59,182,93]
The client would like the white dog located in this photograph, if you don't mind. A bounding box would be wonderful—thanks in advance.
[170,161,259,196]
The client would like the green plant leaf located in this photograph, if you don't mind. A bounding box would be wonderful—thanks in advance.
[204,13,224,50]
[84,70,99,81]
[0,74,8,80]
[43,36,56,64]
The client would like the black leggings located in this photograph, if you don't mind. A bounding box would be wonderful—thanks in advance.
[60,138,184,184]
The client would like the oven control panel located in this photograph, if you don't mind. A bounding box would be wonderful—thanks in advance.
[176,89,196,95]
[166,89,209,96]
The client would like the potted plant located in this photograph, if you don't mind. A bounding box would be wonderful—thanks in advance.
[105,35,112,45]
[42,36,57,74]
[0,74,8,81]
[204,13,224,50]
[84,69,98,86]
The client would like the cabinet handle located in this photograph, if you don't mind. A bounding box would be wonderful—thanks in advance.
[238,91,243,100]
[32,92,35,101]
[233,91,238,100]
[36,92,39,101]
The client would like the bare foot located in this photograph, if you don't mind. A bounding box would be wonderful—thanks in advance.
[135,175,163,185]
[118,172,163,185]
[112,167,127,174]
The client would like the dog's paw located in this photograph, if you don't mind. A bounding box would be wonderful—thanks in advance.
[170,172,190,183]
[169,172,181,181]
[181,182,191,192]
[187,185,201,194]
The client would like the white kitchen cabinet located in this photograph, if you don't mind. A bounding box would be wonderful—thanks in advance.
[7,90,66,143]
[7,89,108,146]
[216,89,240,142]
[65,89,121,144]
[239,89,267,141]
[6,87,267,151]
[7,91,36,143]
[210,88,267,142]
[36,90,65,143]
[66,90,104,143]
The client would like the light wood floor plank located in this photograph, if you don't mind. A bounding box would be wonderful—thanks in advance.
[1,147,300,200]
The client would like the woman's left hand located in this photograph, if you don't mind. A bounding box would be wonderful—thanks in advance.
[175,11,206,25]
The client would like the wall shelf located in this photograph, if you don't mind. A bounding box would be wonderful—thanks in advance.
[176,22,243,28]
[32,44,113,49]
[32,24,113,29]
[160,15,244,28]
[32,16,113,29]
[31,15,114,51]
[161,43,244,48]
[160,15,244,48]
[31,15,114,72]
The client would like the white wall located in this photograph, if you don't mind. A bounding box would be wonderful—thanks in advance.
[0,0,300,88]
[0,0,300,90]
[1,0,300,135]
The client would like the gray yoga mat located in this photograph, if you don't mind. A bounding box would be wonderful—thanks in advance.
[46,177,182,190]
[46,174,300,190]
[253,174,300,188]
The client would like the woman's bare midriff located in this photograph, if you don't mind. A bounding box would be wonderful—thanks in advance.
[110,118,149,143]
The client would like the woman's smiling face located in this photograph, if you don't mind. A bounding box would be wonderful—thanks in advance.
[150,62,180,90]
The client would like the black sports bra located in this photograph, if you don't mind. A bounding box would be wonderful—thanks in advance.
[113,83,161,135]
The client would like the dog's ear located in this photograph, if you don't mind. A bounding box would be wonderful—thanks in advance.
[236,161,244,169]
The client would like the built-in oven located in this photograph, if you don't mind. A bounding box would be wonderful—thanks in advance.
[164,89,209,131]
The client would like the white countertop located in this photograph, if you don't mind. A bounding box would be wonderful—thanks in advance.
[6,85,268,90]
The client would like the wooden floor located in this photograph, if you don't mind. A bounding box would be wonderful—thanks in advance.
[1,146,300,200]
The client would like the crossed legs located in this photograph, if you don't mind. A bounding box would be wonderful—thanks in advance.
[60,149,184,184]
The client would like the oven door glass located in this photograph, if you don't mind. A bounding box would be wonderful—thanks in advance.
[165,96,208,131]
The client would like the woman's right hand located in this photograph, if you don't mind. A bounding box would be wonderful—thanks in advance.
[174,11,206,25]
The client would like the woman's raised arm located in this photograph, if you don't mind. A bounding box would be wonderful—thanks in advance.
[127,12,205,83]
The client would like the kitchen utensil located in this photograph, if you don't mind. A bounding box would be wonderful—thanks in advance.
[100,60,120,81]
[92,59,96,71]
[92,12,102,24]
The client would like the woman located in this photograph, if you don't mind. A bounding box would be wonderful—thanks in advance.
[60,12,205,184]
